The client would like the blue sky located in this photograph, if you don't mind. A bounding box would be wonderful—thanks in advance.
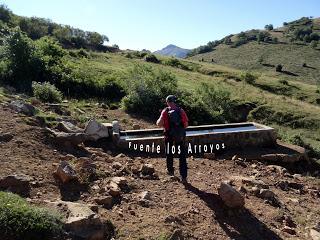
[2,0,320,51]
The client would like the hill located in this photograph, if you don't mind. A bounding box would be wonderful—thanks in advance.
[188,17,320,85]
[154,44,191,58]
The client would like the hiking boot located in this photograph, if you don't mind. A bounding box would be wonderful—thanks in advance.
[181,177,188,184]
[167,171,174,176]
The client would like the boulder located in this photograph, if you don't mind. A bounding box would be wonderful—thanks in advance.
[46,127,87,147]
[54,161,77,183]
[8,100,36,116]
[0,174,32,197]
[140,164,155,176]
[46,201,108,240]
[85,119,109,141]
[57,121,83,133]
[231,176,268,189]
[218,182,245,208]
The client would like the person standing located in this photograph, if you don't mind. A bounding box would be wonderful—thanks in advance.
[156,95,189,183]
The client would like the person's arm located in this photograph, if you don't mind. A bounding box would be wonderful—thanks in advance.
[156,109,165,127]
[181,109,189,128]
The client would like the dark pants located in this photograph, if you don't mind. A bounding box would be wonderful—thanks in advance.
[165,137,187,178]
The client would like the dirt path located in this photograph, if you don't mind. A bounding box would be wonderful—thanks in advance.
[0,104,319,240]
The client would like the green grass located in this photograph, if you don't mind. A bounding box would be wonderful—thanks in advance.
[0,191,63,240]
[190,41,320,85]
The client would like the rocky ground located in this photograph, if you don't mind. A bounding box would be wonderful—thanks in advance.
[0,96,320,240]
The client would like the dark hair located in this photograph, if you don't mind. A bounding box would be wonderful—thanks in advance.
[166,95,177,103]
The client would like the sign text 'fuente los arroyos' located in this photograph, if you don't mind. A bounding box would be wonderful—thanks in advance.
[128,141,226,154]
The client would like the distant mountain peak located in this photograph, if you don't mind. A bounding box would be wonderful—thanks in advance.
[154,44,191,58]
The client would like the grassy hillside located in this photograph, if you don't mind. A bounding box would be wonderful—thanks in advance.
[189,17,320,85]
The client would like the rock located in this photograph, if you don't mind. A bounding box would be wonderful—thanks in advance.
[140,164,155,176]
[282,226,296,235]
[46,200,108,240]
[283,215,296,228]
[46,127,87,147]
[115,153,126,159]
[259,189,275,200]
[94,195,113,208]
[112,162,123,170]
[8,100,36,116]
[231,176,268,189]
[54,161,77,183]
[261,153,300,163]
[231,155,239,161]
[61,154,75,161]
[139,191,151,200]
[164,215,184,225]
[218,182,245,208]
[310,228,320,240]
[0,133,14,142]
[110,177,128,189]
[108,181,121,197]
[57,121,83,133]
[203,153,215,160]
[132,124,140,130]
[0,174,32,197]
[85,119,109,141]
[169,228,184,240]
[266,165,287,175]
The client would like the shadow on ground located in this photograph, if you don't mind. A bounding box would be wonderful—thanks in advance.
[184,183,282,240]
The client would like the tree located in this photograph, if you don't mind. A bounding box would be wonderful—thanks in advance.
[265,24,273,31]
[0,4,12,23]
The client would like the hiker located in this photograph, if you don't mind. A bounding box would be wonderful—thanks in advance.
[156,95,189,183]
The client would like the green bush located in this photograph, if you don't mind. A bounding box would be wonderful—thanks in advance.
[0,191,63,240]
[121,65,177,117]
[276,64,283,72]
[163,58,191,71]
[240,71,256,84]
[32,81,63,103]
[144,54,160,63]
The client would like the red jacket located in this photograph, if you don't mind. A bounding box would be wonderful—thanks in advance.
[160,107,188,132]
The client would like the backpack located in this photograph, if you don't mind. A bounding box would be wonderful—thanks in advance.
[166,107,186,142]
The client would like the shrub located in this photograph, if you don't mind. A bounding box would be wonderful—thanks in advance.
[279,79,289,85]
[190,83,232,123]
[163,58,191,71]
[265,24,273,31]
[121,65,178,117]
[32,81,63,103]
[276,64,283,72]
[144,54,160,63]
[0,191,63,240]
[310,40,318,49]
[240,71,256,84]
